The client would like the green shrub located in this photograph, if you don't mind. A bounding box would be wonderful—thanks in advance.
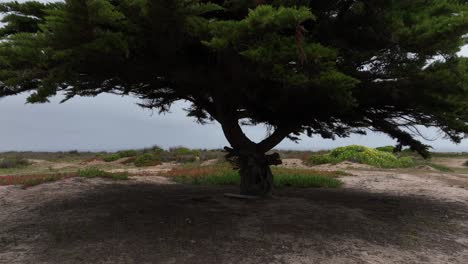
[0,156,30,169]
[309,154,337,165]
[170,147,198,155]
[375,146,394,153]
[102,150,138,162]
[103,153,121,162]
[116,150,138,158]
[308,145,415,168]
[142,145,164,154]
[77,168,129,180]
[150,145,164,153]
[134,153,161,167]
[166,147,199,163]
[168,165,343,188]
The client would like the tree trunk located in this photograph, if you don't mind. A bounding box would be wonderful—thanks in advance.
[225,148,281,197]
[239,153,274,196]
[216,115,286,197]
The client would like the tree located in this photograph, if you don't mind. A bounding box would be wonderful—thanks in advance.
[1,0,468,196]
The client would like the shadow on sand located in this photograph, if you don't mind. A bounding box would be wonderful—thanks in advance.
[1,180,467,263]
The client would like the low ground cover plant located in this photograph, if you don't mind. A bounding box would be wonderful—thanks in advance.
[375,146,395,153]
[102,149,139,162]
[427,163,454,172]
[0,156,30,169]
[164,165,344,188]
[99,146,202,164]
[134,153,162,167]
[77,168,129,180]
[0,173,75,187]
[308,145,415,168]
[0,169,129,187]
[102,153,121,162]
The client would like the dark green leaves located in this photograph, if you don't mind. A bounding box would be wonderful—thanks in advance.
[0,0,467,156]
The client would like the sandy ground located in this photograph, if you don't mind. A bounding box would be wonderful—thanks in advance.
[0,160,467,264]
[432,158,468,169]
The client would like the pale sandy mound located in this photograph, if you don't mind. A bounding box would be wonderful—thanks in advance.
[313,161,375,171]
[80,157,131,166]
[129,175,176,185]
[432,158,468,169]
[27,159,49,164]
[108,162,177,175]
[201,159,219,166]
[80,158,106,166]
[112,157,133,164]
[28,159,77,169]
[278,158,310,169]
[415,165,439,171]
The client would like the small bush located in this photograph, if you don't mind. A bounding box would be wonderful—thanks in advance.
[77,168,129,180]
[308,145,415,168]
[167,147,199,163]
[102,150,138,162]
[375,146,394,153]
[103,153,121,162]
[170,147,198,155]
[141,145,164,153]
[134,153,161,167]
[116,150,138,158]
[463,160,468,167]
[0,156,30,169]
[150,145,164,153]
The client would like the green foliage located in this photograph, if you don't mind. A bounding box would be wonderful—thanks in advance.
[102,149,138,162]
[309,145,415,168]
[273,173,342,188]
[134,153,161,167]
[169,147,198,155]
[0,156,30,169]
[167,147,199,162]
[103,153,121,162]
[117,150,138,158]
[1,0,468,158]
[168,165,343,188]
[375,146,395,153]
[77,168,129,180]
[145,145,164,153]
[174,169,239,186]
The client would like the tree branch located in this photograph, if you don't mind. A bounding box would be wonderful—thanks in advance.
[257,126,292,152]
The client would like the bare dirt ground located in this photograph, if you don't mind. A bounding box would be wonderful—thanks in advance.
[432,158,468,169]
[1,159,467,264]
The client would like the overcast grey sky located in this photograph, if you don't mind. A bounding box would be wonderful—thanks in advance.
[0,0,467,152]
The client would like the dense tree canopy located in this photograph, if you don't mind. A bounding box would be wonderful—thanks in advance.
[1,0,468,195]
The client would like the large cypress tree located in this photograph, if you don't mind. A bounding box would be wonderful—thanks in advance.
[1,0,468,196]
